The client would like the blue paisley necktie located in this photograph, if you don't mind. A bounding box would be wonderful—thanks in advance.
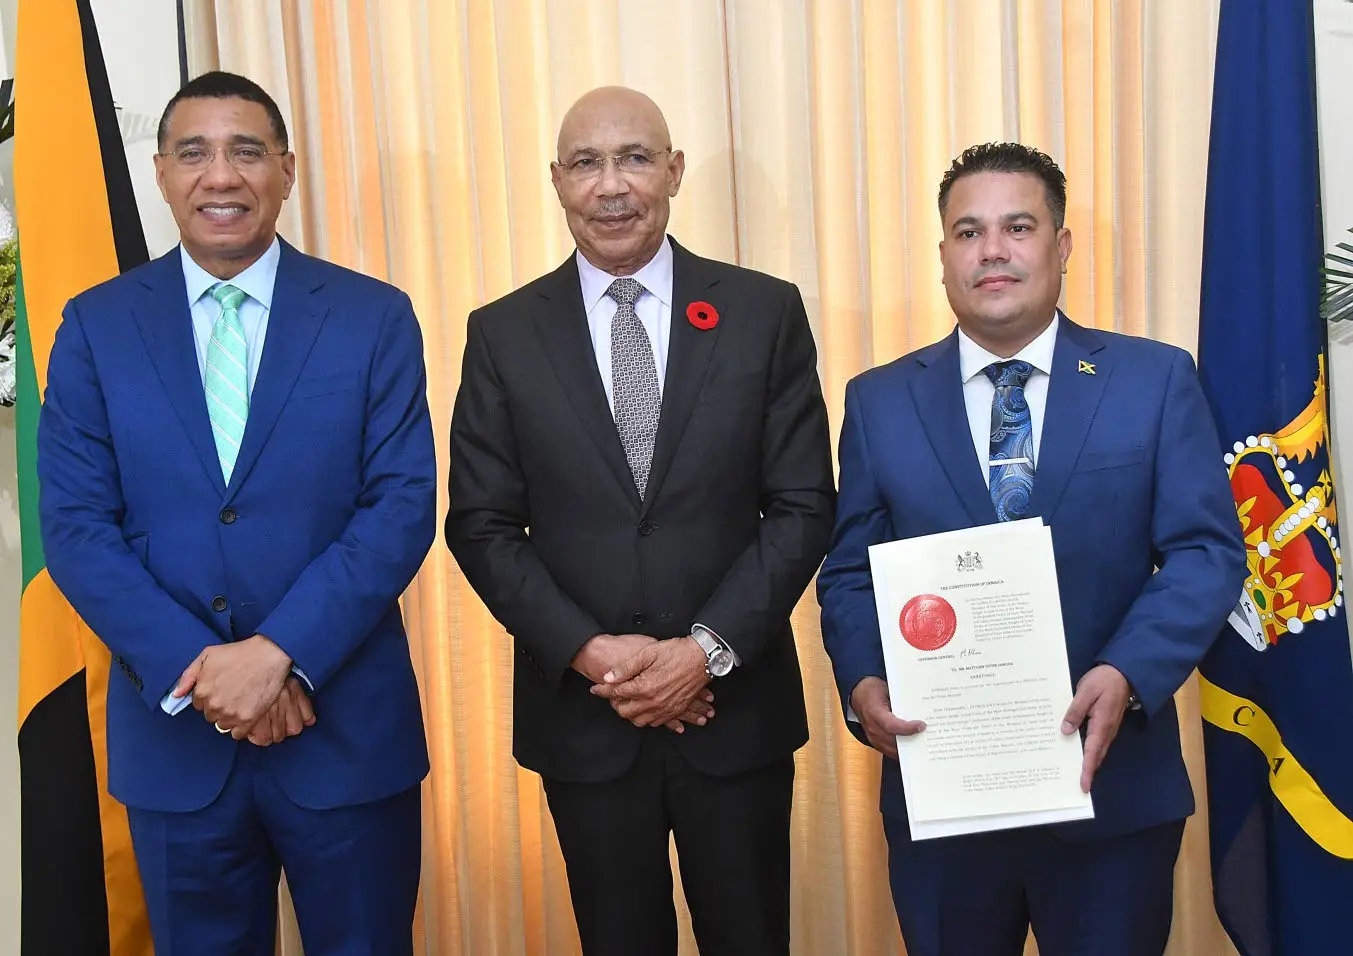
[984,359,1035,521]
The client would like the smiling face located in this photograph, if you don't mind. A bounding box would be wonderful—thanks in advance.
[154,95,295,279]
[938,171,1072,356]
[550,87,684,276]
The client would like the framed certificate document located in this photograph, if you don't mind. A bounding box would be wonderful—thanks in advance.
[868,519,1094,839]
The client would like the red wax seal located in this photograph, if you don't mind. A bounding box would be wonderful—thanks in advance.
[686,301,719,330]
[899,594,957,651]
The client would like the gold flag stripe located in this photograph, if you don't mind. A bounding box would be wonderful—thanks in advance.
[1199,673,1353,858]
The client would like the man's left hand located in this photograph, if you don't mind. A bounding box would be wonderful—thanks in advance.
[1061,663,1132,793]
[245,676,316,747]
[177,635,293,739]
[589,636,710,728]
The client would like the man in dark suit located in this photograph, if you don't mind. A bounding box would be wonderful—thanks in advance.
[446,86,835,955]
[817,143,1247,956]
[38,72,435,954]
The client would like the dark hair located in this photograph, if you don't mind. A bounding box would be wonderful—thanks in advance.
[157,70,289,151]
[938,143,1067,228]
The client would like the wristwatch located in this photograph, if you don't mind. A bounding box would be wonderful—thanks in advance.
[691,629,735,678]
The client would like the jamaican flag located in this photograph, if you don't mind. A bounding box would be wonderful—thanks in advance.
[14,0,152,952]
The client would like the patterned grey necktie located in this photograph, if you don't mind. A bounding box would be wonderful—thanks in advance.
[607,277,661,498]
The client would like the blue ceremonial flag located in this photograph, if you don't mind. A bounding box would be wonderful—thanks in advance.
[1196,1,1353,954]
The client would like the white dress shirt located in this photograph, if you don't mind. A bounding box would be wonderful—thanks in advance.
[162,237,310,715]
[574,236,739,667]
[847,314,1060,721]
[957,314,1059,483]
[576,235,674,409]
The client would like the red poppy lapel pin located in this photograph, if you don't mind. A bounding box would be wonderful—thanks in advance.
[686,301,719,330]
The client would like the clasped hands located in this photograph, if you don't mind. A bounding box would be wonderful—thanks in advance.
[850,663,1132,793]
[171,635,315,746]
[575,633,714,733]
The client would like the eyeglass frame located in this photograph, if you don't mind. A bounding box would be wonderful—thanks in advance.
[551,145,675,182]
[156,142,292,173]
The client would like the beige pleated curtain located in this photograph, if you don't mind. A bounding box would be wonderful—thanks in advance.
[178,2,1235,953]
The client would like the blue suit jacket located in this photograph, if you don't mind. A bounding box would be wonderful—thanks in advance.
[817,316,1246,840]
[38,240,436,813]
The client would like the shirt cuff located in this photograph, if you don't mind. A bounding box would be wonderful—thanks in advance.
[160,690,192,715]
[692,623,742,667]
[161,665,314,715]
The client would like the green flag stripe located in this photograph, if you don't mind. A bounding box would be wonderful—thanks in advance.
[15,256,46,594]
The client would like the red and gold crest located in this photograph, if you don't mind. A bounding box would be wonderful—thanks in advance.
[1225,357,1344,648]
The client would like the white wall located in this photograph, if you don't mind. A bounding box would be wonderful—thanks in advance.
[1,1,20,946]
[1318,0,1353,496]
[0,2,179,948]
[89,0,182,258]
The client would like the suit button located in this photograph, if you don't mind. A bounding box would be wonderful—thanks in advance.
[632,612,647,627]
[219,507,237,524]
[637,520,656,536]
[211,595,228,612]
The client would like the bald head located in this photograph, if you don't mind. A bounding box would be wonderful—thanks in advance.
[556,86,671,162]
[550,87,684,276]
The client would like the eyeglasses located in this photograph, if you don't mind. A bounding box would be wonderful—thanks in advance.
[553,147,672,182]
[158,144,289,171]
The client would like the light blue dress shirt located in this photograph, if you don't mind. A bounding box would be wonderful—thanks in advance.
[161,238,310,715]
[183,237,280,396]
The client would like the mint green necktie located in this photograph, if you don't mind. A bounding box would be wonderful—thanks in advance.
[205,283,250,483]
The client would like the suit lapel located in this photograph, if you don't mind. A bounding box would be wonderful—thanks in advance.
[1028,315,1110,520]
[224,240,328,499]
[642,241,720,516]
[531,256,642,509]
[910,332,997,525]
[132,249,227,495]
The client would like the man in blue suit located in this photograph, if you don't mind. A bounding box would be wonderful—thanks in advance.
[817,143,1246,956]
[38,71,436,955]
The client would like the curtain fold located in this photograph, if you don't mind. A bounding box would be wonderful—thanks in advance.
[181,2,1235,953]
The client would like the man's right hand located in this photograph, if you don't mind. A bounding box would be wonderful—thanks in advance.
[244,677,316,747]
[573,633,658,684]
[573,634,715,733]
[849,676,925,760]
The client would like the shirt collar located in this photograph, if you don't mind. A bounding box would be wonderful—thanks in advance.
[181,236,282,311]
[576,235,674,313]
[958,312,1060,383]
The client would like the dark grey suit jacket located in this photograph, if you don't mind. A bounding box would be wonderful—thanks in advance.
[446,239,835,782]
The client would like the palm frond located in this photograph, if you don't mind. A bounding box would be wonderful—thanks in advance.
[1323,228,1353,324]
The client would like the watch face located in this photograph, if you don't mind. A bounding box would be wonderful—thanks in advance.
[708,649,734,677]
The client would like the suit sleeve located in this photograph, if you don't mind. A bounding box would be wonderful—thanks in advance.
[257,291,437,690]
[1093,350,1248,715]
[39,300,225,709]
[816,378,891,744]
[691,284,836,666]
[445,309,605,682]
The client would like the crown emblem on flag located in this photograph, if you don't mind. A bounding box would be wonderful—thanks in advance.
[1224,357,1344,650]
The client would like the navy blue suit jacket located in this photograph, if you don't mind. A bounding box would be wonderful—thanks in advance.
[38,240,436,813]
[817,316,1246,840]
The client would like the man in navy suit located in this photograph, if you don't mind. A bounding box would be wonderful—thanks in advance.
[817,143,1246,956]
[38,72,435,955]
